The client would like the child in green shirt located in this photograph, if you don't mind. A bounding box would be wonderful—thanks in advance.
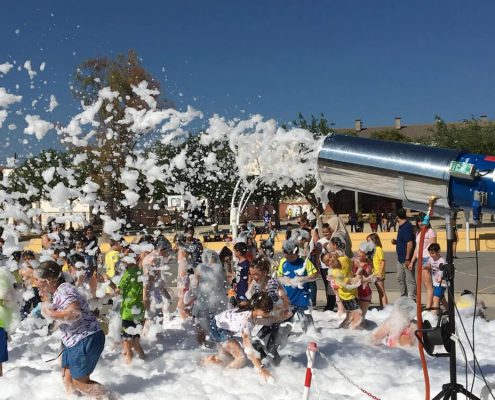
[113,264,145,364]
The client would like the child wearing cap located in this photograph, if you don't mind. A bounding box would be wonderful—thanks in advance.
[277,239,317,333]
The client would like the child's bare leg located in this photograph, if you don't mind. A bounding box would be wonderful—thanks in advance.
[196,327,206,346]
[177,297,190,320]
[224,340,246,369]
[142,318,151,337]
[375,280,388,307]
[337,299,345,316]
[62,367,76,395]
[132,338,145,360]
[422,270,433,309]
[339,312,351,328]
[203,343,229,365]
[122,340,133,364]
[440,296,448,310]
[90,275,97,299]
[432,297,440,315]
[72,375,108,398]
[349,310,363,330]
[360,300,370,319]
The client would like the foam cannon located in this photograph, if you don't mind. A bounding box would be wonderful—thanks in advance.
[317,134,495,221]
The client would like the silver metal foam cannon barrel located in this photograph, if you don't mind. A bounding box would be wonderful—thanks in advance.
[317,134,461,211]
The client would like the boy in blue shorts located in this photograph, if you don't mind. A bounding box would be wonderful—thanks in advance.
[425,243,448,315]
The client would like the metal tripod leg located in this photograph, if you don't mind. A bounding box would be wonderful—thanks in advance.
[432,383,481,400]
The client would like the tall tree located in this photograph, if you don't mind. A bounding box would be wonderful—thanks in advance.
[70,50,172,218]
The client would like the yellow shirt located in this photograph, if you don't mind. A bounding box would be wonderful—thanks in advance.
[331,255,357,301]
[105,250,120,278]
[372,246,385,279]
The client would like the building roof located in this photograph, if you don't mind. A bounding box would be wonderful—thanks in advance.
[334,123,434,139]
[332,116,490,140]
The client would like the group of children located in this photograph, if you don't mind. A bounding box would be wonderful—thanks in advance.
[0,218,454,391]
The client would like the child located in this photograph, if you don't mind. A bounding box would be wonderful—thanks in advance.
[371,296,417,347]
[324,236,348,315]
[203,292,274,382]
[0,269,17,377]
[104,240,121,281]
[233,242,250,305]
[323,249,362,329]
[367,233,389,308]
[189,250,228,344]
[353,241,375,319]
[19,251,41,319]
[425,243,448,315]
[115,263,145,364]
[247,257,292,365]
[277,240,317,333]
[173,234,192,320]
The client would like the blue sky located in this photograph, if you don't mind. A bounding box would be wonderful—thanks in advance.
[1,0,495,161]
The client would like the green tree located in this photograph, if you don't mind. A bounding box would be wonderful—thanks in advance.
[70,50,172,218]
[420,116,495,154]
[369,129,411,142]
[153,134,238,225]
[8,149,90,215]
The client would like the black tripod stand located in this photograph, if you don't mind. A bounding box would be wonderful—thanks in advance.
[432,214,480,400]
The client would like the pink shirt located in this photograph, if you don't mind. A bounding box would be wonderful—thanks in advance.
[415,228,437,259]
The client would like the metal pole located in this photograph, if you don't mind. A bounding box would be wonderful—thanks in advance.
[354,191,359,214]
[230,179,243,241]
[446,213,458,400]
[303,342,318,400]
[465,211,470,252]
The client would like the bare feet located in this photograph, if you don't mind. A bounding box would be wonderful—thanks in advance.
[123,351,132,364]
[202,354,224,365]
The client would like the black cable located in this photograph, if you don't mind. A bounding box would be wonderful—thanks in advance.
[455,334,470,397]
[471,224,479,393]
[476,170,493,177]
[443,252,495,400]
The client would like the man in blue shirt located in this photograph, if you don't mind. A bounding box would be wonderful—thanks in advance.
[392,208,417,301]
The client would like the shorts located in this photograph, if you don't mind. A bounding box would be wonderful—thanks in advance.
[341,298,360,311]
[121,320,143,339]
[62,330,105,379]
[208,317,233,343]
[0,327,8,363]
[433,286,446,298]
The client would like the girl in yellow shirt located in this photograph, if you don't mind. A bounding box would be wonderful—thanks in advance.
[367,233,389,308]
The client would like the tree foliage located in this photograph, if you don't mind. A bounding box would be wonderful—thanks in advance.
[420,117,495,155]
[369,129,411,142]
[71,50,172,217]
[8,149,88,204]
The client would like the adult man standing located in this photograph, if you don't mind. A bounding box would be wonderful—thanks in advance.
[392,208,416,301]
